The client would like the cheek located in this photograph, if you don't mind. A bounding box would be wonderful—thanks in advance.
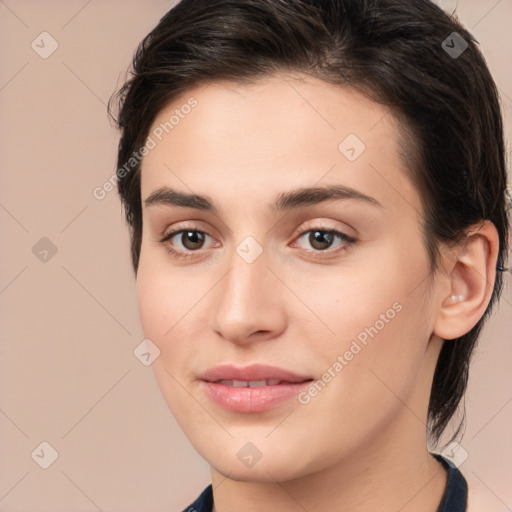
[289,290,429,465]
[136,270,170,342]
[136,263,201,426]
[136,236,196,336]
[136,259,193,365]
[295,249,432,408]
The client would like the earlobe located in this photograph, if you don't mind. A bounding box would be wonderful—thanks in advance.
[433,221,499,341]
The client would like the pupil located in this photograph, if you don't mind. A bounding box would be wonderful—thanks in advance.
[183,231,204,249]
[310,230,333,250]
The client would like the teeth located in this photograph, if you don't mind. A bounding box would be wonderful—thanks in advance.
[233,379,254,387]
[217,379,283,387]
[246,380,267,388]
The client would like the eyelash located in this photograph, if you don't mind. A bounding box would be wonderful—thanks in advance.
[158,225,357,261]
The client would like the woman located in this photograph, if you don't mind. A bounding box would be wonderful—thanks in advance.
[109,0,510,510]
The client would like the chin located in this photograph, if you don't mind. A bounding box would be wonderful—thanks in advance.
[205,443,316,483]
[212,460,299,483]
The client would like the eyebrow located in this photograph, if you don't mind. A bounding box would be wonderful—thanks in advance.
[143,184,383,214]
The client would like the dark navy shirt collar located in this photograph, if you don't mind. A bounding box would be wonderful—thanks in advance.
[182,483,213,512]
[182,453,467,512]
[433,453,468,512]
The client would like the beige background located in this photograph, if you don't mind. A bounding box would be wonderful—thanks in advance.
[0,1,511,511]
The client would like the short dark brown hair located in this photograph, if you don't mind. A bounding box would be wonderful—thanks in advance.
[109,0,510,446]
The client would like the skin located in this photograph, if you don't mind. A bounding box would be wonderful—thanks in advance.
[136,73,499,512]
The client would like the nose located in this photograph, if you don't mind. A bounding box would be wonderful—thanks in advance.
[208,245,287,345]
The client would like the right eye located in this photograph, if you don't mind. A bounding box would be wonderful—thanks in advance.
[159,228,217,260]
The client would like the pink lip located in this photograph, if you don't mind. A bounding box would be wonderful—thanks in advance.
[199,364,313,413]
[199,363,312,383]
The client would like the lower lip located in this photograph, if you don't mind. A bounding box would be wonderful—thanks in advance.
[201,380,312,412]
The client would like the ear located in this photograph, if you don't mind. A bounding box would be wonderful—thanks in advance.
[433,221,500,340]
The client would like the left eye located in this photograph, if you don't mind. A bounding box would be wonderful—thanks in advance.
[294,228,355,253]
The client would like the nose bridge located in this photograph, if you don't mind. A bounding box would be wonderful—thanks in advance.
[210,236,285,341]
[221,240,273,316]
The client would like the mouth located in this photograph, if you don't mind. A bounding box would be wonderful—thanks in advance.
[199,364,314,413]
[212,378,311,387]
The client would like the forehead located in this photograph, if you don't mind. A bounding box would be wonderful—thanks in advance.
[139,73,422,219]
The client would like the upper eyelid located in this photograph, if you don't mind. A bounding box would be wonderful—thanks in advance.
[161,225,215,242]
[161,222,350,239]
[162,217,354,237]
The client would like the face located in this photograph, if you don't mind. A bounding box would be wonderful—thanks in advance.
[136,73,443,482]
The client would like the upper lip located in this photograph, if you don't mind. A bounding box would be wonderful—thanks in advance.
[199,364,313,383]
